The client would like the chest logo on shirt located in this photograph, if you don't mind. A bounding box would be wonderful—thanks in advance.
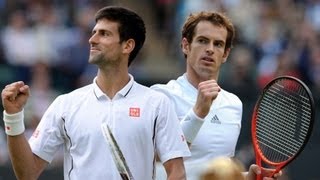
[211,115,221,124]
[129,107,140,117]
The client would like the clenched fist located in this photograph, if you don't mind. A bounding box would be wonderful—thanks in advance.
[193,79,220,118]
[1,81,30,114]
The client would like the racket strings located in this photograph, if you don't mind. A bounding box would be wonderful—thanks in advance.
[259,94,310,140]
[272,83,313,109]
[259,99,308,135]
[256,80,313,163]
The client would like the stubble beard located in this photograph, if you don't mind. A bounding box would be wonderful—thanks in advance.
[89,53,105,65]
[197,65,216,81]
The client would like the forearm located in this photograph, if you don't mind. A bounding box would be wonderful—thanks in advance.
[4,111,46,180]
[7,134,44,180]
[180,109,205,144]
[164,158,186,180]
[167,171,186,180]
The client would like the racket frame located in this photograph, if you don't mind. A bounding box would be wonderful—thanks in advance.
[251,76,315,177]
[101,123,134,180]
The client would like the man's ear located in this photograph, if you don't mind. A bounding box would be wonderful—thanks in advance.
[123,39,135,54]
[222,48,231,63]
[181,38,190,55]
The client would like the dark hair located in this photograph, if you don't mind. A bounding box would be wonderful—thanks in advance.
[182,11,235,55]
[95,6,146,66]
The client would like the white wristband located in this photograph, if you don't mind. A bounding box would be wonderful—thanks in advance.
[3,110,25,136]
[180,109,205,143]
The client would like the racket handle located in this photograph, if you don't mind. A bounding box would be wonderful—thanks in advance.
[120,173,130,180]
[256,156,262,180]
[256,174,262,180]
[270,167,281,179]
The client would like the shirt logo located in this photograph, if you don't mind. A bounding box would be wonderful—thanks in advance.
[211,115,221,124]
[32,129,40,138]
[181,135,185,142]
[129,107,140,117]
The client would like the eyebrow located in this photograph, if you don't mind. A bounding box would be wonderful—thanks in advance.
[196,35,208,39]
[196,35,225,43]
[91,28,113,35]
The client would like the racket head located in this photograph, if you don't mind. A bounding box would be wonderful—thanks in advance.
[251,76,315,170]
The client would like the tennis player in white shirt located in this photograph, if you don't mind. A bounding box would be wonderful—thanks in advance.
[1,6,190,180]
[152,11,282,180]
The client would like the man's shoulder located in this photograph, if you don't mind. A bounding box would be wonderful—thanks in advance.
[67,84,93,96]
[151,79,181,94]
[56,84,93,104]
[220,89,242,105]
[134,81,170,99]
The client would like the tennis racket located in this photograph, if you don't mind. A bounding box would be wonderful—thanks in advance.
[251,76,315,180]
[101,123,134,180]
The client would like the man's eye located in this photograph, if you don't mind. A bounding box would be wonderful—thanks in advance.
[199,39,207,44]
[215,43,223,48]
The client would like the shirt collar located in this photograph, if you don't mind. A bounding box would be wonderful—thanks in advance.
[180,73,198,94]
[93,74,135,99]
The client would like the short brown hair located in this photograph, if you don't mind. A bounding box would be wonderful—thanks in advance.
[182,11,235,51]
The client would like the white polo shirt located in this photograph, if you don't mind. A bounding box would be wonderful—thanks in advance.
[151,74,242,179]
[29,74,190,180]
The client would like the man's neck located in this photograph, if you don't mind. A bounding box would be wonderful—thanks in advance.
[96,69,130,99]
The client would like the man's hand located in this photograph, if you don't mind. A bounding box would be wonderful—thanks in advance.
[1,81,30,114]
[193,80,220,118]
[246,164,282,180]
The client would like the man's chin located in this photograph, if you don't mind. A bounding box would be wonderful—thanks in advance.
[88,58,95,64]
[89,55,103,64]
[198,71,215,80]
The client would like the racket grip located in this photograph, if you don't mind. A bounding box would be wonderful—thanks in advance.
[270,168,281,179]
[256,156,262,180]
[120,173,130,180]
[256,174,262,180]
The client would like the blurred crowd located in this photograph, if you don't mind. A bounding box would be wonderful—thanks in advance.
[0,0,319,179]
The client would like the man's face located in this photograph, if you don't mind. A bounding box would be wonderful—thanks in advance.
[88,19,123,66]
[182,21,230,81]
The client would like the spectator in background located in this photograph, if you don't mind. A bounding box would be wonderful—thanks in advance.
[0,128,8,165]
[1,10,36,82]
[220,46,259,100]
[257,50,302,89]
[308,44,320,102]
[54,6,94,90]
[200,157,245,180]
[151,0,180,56]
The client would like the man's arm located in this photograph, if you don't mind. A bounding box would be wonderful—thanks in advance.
[180,80,220,144]
[163,157,186,180]
[2,81,48,179]
[7,134,48,180]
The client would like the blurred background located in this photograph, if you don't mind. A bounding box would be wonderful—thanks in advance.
[0,0,319,179]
